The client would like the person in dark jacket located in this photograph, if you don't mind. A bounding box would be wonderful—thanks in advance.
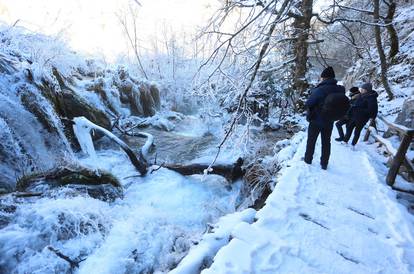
[335,87,360,141]
[343,83,379,147]
[304,66,345,170]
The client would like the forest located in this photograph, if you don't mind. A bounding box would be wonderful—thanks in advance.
[0,0,413,273]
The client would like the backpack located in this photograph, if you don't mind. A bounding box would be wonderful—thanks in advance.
[320,92,350,121]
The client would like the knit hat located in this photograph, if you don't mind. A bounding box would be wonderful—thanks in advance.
[360,83,372,92]
[349,87,359,94]
[321,66,335,79]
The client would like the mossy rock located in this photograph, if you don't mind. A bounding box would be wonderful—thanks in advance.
[139,84,155,116]
[86,78,119,115]
[37,69,111,131]
[16,166,123,201]
[150,84,161,110]
[17,166,121,190]
[59,90,111,128]
[19,86,61,134]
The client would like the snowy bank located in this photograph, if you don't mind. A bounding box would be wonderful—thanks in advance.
[172,131,414,274]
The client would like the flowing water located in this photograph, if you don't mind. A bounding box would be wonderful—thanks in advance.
[0,116,242,274]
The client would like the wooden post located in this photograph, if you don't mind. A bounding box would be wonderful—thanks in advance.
[363,118,376,142]
[386,132,414,186]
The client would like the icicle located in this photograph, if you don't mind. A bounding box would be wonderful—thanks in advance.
[72,117,97,159]
[72,116,150,175]
[136,132,154,162]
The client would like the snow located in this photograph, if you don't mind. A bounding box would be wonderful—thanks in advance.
[1,3,414,274]
[73,117,98,159]
[0,147,242,273]
[73,116,154,164]
[169,208,256,274]
[78,151,242,274]
[188,131,414,274]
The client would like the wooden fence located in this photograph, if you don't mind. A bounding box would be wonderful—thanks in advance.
[364,116,414,186]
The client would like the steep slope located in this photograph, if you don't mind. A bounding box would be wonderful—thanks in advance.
[0,25,162,192]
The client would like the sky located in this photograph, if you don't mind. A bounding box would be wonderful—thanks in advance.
[0,0,217,60]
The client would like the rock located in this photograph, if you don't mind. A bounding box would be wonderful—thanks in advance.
[37,68,111,131]
[0,117,37,191]
[70,184,123,202]
[139,84,157,116]
[86,77,119,115]
[0,200,16,229]
[19,85,61,134]
[16,166,123,202]
[394,98,414,129]
[114,67,161,117]
[0,53,17,74]
[37,78,111,146]
[58,90,111,129]
[0,183,13,195]
[384,98,414,144]
[150,84,161,111]
[395,98,414,150]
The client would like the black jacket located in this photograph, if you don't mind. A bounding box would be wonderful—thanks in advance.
[306,78,345,127]
[349,90,379,125]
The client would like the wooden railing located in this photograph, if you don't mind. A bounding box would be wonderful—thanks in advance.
[364,116,414,186]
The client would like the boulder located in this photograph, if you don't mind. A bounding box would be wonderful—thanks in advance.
[58,90,111,129]
[394,98,414,129]
[19,85,61,134]
[150,84,161,110]
[139,83,157,116]
[113,67,161,117]
[86,77,119,115]
[38,68,111,131]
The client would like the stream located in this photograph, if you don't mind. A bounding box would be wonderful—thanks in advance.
[0,112,296,274]
[0,115,243,274]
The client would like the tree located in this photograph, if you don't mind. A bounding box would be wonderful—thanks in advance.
[116,1,148,80]
[316,0,397,100]
[373,0,394,99]
[384,0,399,59]
[290,0,315,101]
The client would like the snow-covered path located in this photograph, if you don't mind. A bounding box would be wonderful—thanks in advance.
[202,132,414,274]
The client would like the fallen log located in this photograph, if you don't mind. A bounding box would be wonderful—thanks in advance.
[73,116,152,175]
[47,246,85,269]
[16,166,121,191]
[73,117,245,182]
[13,192,43,198]
[15,166,123,202]
[164,158,244,182]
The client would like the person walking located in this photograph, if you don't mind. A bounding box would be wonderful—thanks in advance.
[335,87,360,141]
[343,83,378,148]
[304,66,346,170]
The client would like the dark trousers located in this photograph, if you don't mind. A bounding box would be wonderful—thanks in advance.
[344,121,365,146]
[304,122,333,166]
[335,118,348,139]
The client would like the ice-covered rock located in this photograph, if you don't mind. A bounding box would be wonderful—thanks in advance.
[394,97,414,129]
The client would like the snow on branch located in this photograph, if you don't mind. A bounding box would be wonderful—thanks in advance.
[170,208,256,274]
[315,14,392,27]
[335,4,376,16]
[73,116,151,175]
[259,57,296,73]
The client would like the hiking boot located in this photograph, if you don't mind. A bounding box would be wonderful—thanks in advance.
[321,164,328,170]
[303,158,312,165]
[335,137,344,142]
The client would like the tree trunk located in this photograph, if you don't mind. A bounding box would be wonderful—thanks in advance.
[164,158,244,182]
[385,1,399,60]
[373,0,394,100]
[292,0,313,102]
